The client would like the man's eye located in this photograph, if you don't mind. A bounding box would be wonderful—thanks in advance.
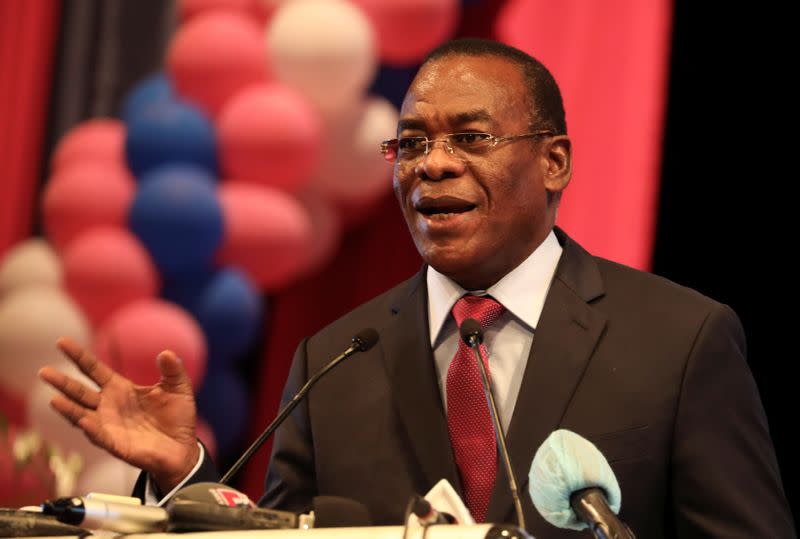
[451,133,491,145]
[398,138,425,151]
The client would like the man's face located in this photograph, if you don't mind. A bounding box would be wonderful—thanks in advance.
[393,54,571,290]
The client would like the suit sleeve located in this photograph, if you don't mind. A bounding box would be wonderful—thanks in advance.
[671,303,796,537]
[258,337,317,513]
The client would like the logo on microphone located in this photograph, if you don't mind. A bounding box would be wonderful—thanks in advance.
[209,488,254,507]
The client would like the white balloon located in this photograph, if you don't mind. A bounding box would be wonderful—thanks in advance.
[76,454,141,496]
[0,238,63,298]
[266,0,377,114]
[310,95,397,206]
[0,287,91,395]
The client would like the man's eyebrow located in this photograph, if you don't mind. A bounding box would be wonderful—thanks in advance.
[450,110,494,125]
[396,119,427,134]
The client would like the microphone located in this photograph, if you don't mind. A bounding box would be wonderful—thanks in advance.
[460,318,525,530]
[528,430,635,539]
[411,495,457,525]
[41,495,168,534]
[166,482,301,531]
[220,328,379,484]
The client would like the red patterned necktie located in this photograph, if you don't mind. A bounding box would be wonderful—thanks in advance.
[447,295,505,522]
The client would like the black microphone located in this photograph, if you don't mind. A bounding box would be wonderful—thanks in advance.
[411,495,457,525]
[528,429,635,539]
[459,318,525,530]
[219,328,379,484]
[165,482,300,531]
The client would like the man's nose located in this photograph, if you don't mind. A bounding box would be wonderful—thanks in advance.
[417,141,466,181]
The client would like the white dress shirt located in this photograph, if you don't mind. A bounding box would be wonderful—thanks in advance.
[427,230,563,431]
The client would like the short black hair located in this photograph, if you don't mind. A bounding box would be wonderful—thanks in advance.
[423,38,567,135]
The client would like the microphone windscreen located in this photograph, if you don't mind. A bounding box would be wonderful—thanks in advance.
[528,429,621,530]
[459,318,483,345]
[312,496,372,528]
[171,482,255,507]
[353,328,379,352]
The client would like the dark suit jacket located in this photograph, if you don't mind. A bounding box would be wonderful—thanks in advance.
[143,229,793,537]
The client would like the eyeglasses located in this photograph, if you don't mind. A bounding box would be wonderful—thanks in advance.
[380,130,553,162]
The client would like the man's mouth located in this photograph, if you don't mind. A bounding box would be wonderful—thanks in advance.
[414,196,477,220]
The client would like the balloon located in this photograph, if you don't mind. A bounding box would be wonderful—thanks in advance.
[167,11,269,117]
[369,63,420,109]
[216,182,313,291]
[125,99,218,178]
[217,83,321,192]
[0,384,26,428]
[195,417,218,461]
[178,0,272,24]
[50,118,126,174]
[309,96,397,211]
[42,163,136,251]
[93,298,207,389]
[62,227,159,328]
[0,238,62,298]
[266,0,377,114]
[128,165,224,276]
[120,73,175,123]
[163,268,262,366]
[76,454,141,496]
[196,368,248,457]
[0,287,91,395]
[352,0,459,66]
[294,189,342,278]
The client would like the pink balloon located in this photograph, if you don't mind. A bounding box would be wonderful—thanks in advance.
[216,181,313,290]
[93,299,207,389]
[196,417,218,461]
[218,83,321,192]
[42,163,136,251]
[62,228,159,328]
[178,0,268,25]
[352,0,460,66]
[167,11,269,117]
[50,118,126,173]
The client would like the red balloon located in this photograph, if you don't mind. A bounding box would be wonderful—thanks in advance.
[50,118,125,173]
[0,385,26,428]
[167,11,269,117]
[93,299,207,389]
[178,0,269,25]
[216,181,313,290]
[352,0,460,66]
[62,228,159,328]
[294,188,342,278]
[42,163,136,251]
[218,83,322,192]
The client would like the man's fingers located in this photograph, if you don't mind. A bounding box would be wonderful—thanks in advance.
[39,367,102,410]
[49,393,91,427]
[156,350,194,394]
[57,336,114,387]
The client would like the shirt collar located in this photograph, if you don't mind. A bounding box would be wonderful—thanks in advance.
[427,230,563,346]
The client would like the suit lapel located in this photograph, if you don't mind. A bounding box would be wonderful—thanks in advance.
[486,230,608,524]
[380,269,462,493]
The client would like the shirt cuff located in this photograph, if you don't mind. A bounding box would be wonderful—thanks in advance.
[144,441,206,507]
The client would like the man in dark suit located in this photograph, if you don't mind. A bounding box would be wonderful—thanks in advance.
[41,39,794,537]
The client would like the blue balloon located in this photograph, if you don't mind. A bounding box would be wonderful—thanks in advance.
[163,268,263,366]
[120,73,175,124]
[368,64,420,109]
[125,99,218,178]
[129,165,224,276]
[197,368,249,458]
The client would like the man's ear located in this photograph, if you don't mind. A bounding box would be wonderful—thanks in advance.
[543,135,572,195]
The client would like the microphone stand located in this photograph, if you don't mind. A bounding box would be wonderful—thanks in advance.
[461,319,525,531]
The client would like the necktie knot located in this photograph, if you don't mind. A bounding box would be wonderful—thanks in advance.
[452,295,505,329]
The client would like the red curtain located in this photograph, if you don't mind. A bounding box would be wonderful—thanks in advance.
[0,1,60,257]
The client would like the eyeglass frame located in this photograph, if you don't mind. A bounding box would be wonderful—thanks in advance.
[379,130,555,161]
